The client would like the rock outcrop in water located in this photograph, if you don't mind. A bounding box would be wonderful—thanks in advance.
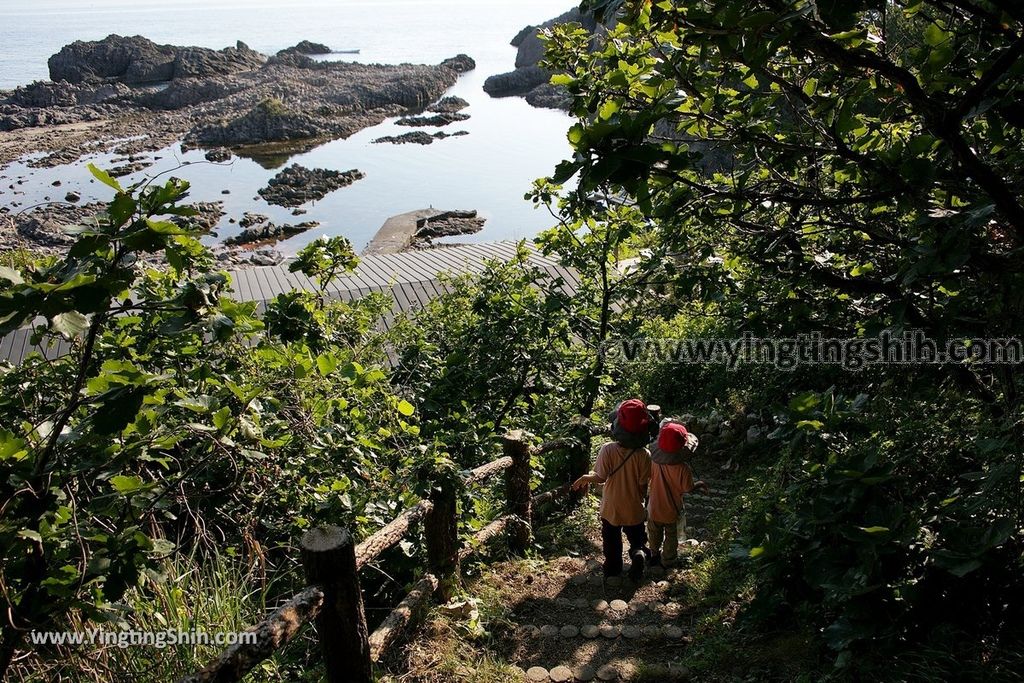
[428,96,470,113]
[257,164,365,207]
[279,40,333,55]
[224,216,320,246]
[395,112,471,128]
[47,35,266,85]
[373,130,468,145]
[414,210,486,245]
[484,9,604,110]
[0,35,472,168]
[440,54,476,73]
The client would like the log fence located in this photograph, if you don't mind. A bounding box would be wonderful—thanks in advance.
[179,425,598,683]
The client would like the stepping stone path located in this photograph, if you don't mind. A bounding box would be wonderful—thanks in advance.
[486,466,741,681]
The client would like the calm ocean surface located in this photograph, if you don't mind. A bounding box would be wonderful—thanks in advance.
[0,0,577,251]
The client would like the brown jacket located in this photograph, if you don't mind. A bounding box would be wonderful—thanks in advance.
[594,442,651,527]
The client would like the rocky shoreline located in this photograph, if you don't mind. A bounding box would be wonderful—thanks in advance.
[362,208,486,255]
[483,9,606,110]
[0,35,480,267]
[0,35,475,168]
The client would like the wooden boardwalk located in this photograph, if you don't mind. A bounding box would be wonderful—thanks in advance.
[0,241,581,365]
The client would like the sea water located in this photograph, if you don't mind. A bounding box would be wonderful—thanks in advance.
[0,0,578,251]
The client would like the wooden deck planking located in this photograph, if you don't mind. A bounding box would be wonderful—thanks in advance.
[230,269,256,302]
[373,253,434,284]
[404,247,457,277]
[407,281,433,310]
[355,260,401,293]
[1,243,580,365]
[0,331,16,362]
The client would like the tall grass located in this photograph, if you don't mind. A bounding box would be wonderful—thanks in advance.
[9,549,312,682]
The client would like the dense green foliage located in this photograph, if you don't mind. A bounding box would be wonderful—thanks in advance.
[532,0,1024,676]
[0,169,584,679]
[3,1,1024,679]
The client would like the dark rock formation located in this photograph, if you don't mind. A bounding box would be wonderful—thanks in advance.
[486,9,604,110]
[224,220,319,246]
[257,164,364,207]
[64,191,81,203]
[193,98,329,146]
[6,81,131,108]
[15,202,106,248]
[108,159,152,177]
[175,202,225,233]
[483,65,550,98]
[1,39,470,169]
[204,147,232,162]
[143,76,244,110]
[239,212,269,229]
[265,51,318,69]
[524,83,572,110]
[394,112,470,127]
[48,35,265,85]
[511,25,537,47]
[280,40,332,55]
[440,54,476,73]
[428,96,470,113]
[373,130,468,145]
[412,209,485,247]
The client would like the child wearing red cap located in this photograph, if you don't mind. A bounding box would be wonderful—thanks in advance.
[647,421,705,566]
[572,399,654,580]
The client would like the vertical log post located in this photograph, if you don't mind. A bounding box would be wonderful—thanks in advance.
[425,477,461,602]
[300,526,371,683]
[569,418,594,507]
[503,430,533,554]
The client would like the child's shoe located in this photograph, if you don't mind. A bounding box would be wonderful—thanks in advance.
[628,550,646,582]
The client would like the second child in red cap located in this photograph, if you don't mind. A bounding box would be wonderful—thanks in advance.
[647,421,706,567]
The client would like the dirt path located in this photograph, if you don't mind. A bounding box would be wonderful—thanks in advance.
[382,465,739,682]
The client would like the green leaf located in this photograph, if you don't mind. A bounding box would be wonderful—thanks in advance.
[858,526,890,534]
[789,391,820,413]
[87,163,124,193]
[397,400,415,417]
[110,475,145,494]
[749,546,765,558]
[18,529,43,543]
[212,407,232,431]
[0,430,29,462]
[599,100,620,120]
[924,23,949,47]
[50,311,90,338]
[567,124,586,146]
[317,353,338,376]
[145,219,190,235]
[550,73,575,86]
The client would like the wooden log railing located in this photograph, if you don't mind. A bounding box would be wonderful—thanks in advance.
[179,425,595,683]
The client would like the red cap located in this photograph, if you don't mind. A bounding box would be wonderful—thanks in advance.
[616,399,650,434]
[658,422,689,455]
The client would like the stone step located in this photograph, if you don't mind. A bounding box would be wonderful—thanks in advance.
[519,596,687,620]
[520,661,690,681]
[518,622,686,641]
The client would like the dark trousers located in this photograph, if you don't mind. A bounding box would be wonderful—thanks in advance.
[600,517,649,576]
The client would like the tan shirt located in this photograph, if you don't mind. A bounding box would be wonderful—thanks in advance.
[648,462,695,525]
[594,442,651,527]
